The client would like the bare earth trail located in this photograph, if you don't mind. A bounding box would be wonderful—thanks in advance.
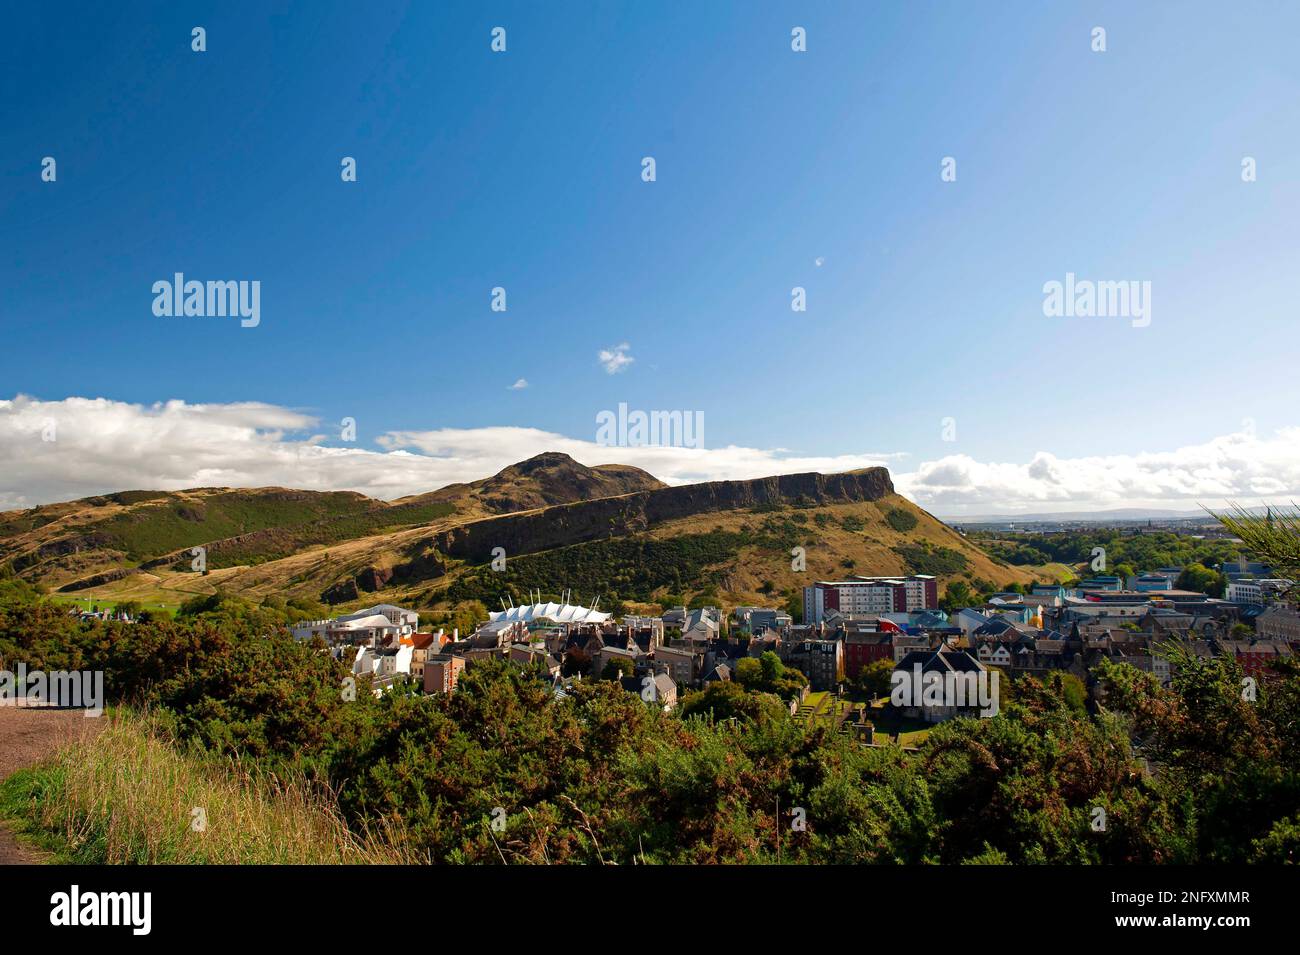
[0,705,103,864]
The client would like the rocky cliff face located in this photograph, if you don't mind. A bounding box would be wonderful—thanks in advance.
[424,468,893,566]
[316,467,895,603]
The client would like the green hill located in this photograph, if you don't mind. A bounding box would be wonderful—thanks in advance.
[0,453,666,591]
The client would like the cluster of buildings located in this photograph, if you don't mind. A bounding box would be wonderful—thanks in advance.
[64,606,137,623]
[292,598,798,708]
[416,602,801,709]
[1071,558,1294,609]
[291,560,1297,724]
[292,603,450,693]
[783,568,1296,721]
[847,572,1300,709]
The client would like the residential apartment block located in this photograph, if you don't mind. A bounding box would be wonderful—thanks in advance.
[802,575,938,624]
[423,654,467,695]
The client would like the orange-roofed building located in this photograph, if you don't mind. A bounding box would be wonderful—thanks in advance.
[410,631,447,683]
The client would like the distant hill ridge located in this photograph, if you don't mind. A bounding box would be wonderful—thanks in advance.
[1,453,1031,611]
[430,467,895,564]
[314,467,899,603]
[0,453,664,585]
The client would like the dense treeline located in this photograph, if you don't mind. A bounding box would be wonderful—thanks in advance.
[1,576,1295,863]
[974,530,1240,573]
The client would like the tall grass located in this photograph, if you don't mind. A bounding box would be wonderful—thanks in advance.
[2,711,414,864]
[1210,503,1300,577]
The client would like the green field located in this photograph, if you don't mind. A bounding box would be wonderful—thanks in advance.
[47,593,178,616]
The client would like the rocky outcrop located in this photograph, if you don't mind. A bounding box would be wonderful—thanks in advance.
[57,567,134,592]
[317,469,893,599]
[322,578,360,605]
[320,551,447,603]
[422,468,893,567]
[12,533,116,573]
[356,566,394,592]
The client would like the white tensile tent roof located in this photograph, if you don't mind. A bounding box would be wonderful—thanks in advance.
[490,601,611,625]
[334,614,400,630]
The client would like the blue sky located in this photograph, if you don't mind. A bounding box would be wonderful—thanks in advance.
[3,1,1299,514]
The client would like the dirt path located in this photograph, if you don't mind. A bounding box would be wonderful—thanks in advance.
[0,705,104,864]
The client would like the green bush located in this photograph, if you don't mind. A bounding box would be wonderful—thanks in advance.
[892,543,968,576]
[4,578,1299,865]
[884,507,918,533]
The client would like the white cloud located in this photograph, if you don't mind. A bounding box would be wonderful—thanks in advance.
[508,378,528,390]
[597,342,634,374]
[0,395,895,509]
[2,395,1299,518]
[895,429,1300,516]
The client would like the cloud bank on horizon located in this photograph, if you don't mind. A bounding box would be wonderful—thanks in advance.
[2,395,1298,518]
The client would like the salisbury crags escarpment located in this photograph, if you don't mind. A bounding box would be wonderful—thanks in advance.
[8,453,983,610]
[421,467,895,566]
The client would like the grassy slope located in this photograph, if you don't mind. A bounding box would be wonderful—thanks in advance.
[139,498,460,571]
[0,488,384,579]
[641,496,1031,600]
[1,456,664,592]
[378,494,1044,615]
[0,711,410,864]
[9,475,1064,618]
[31,494,1051,617]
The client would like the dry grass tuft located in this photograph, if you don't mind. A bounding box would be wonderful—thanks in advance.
[15,710,414,864]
